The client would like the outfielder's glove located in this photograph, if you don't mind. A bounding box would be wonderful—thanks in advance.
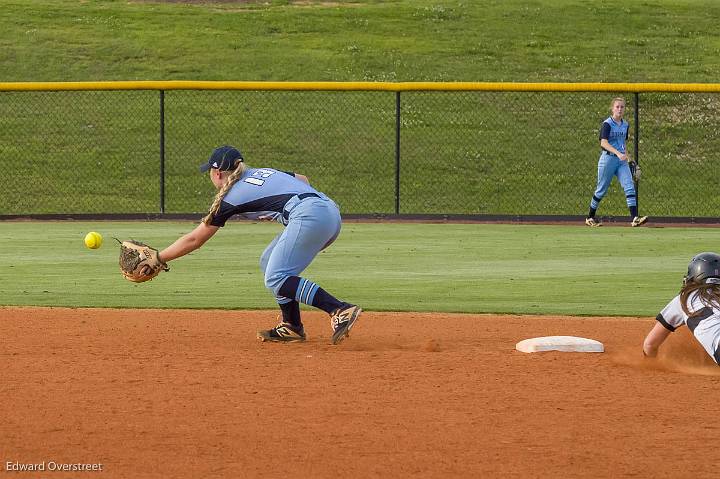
[629,161,642,182]
[118,240,168,283]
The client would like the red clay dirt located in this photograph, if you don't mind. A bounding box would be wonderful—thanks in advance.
[2,307,719,478]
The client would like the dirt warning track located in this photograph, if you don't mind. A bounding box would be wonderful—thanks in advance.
[1,307,719,478]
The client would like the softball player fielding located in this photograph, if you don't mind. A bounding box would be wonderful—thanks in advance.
[157,145,362,345]
[585,97,648,228]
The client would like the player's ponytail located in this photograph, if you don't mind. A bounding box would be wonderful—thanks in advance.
[680,281,720,316]
[203,160,247,225]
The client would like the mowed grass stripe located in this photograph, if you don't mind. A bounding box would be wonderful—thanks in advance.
[1,221,717,316]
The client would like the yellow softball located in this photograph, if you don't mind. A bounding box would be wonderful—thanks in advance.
[84,231,103,249]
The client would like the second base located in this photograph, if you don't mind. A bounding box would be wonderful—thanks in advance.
[515,336,604,353]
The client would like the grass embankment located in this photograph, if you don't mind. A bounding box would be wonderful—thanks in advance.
[1,1,719,216]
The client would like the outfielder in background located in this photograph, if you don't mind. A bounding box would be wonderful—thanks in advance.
[157,145,362,344]
[643,252,720,365]
[585,97,647,227]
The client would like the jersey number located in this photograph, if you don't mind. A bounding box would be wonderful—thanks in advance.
[243,169,275,186]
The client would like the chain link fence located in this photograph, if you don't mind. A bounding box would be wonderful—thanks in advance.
[1,84,718,218]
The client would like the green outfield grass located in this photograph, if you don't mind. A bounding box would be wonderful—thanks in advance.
[2,221,718,316]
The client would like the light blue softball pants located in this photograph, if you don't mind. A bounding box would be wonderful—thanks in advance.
[259,196,341,305]
[590,152,637,209]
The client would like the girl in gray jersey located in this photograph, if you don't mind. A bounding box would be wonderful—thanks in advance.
[643,252,720,364]
[157,145,362,345]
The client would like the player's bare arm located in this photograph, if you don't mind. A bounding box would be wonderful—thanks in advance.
[642,322,672,357]
[295,173,309,184]
[160,222,219,262]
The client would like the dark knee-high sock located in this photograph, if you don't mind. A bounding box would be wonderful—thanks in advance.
[626,192,638,218]
[278,275,345,314]
[589,195,602,218]
[279,300,302,328]
[311,288,346,314]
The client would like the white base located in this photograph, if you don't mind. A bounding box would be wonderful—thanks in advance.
[515,336,604,353]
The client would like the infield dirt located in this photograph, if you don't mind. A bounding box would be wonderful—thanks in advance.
[2,307,719,478]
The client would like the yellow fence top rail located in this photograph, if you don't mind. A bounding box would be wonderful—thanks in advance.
[2,81,720,93]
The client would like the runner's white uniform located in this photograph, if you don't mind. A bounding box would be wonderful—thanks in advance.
[657,292,720,364]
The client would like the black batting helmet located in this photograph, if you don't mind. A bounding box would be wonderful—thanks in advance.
[684,252,720,286]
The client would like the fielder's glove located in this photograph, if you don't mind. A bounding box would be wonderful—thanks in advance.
[118,240,169,283]
[629,161,642,182]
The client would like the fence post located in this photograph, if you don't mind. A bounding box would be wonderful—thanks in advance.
[633,92,639,209]
[159,90,166,214]
[395,91,401,215]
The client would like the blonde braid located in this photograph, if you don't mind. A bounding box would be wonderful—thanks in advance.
[203,160,247,225]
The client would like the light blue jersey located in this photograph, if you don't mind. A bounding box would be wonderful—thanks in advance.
[600,116,629,155]
[208,168,324,226]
